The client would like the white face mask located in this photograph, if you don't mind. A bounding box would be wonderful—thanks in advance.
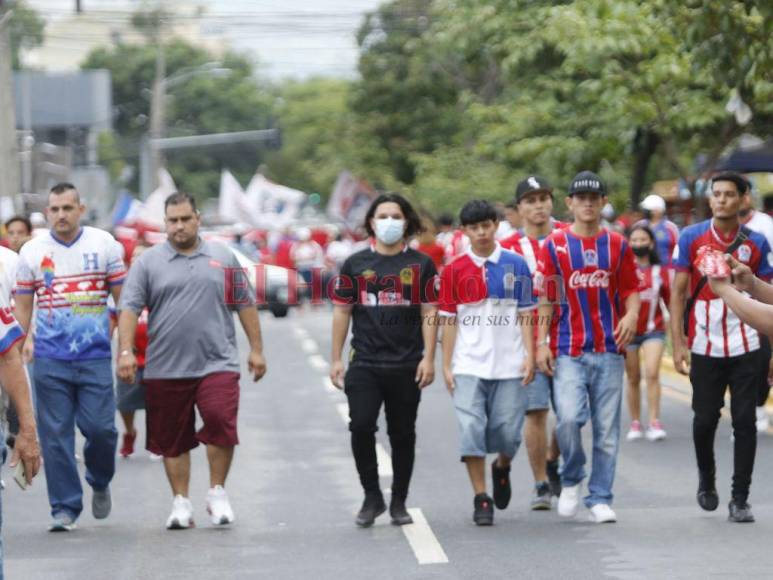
[374,217,405,245]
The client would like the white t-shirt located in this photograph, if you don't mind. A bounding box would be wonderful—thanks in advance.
[745,210,773,250]
[0,246,19,304]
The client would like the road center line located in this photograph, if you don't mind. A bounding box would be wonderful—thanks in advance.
[308,354,329,372]
[300,338,319,354]
[402,509,449,565]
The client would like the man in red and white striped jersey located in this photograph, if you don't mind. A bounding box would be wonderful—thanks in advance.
[671,171,773,523]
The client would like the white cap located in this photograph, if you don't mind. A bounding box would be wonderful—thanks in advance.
[640,194,666,213]
[601,203,615,220]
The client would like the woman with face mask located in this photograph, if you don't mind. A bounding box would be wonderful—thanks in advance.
[329,193,439,528]
[624,225,671,443]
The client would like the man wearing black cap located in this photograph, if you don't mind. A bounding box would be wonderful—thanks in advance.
[502,176,566,508]
[536,171,640,523]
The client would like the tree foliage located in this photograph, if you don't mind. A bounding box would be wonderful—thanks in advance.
[1,0,45,70]
[82,39,275,198]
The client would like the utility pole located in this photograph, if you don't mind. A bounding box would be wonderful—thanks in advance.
[0,11,20,210]
[147,5,166,194]
[75,0,82,13]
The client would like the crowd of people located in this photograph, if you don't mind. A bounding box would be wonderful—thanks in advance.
[0,169,770,576]
[328,169,773,527]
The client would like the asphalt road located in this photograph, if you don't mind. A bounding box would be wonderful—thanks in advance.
[4,308,773,579]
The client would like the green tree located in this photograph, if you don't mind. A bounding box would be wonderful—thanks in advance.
[1,0,45,70]
[81,40,276,199]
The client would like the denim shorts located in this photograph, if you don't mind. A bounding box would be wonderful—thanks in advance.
[452,375,528,459]
[526,371,552,412]
[626,330,666,351]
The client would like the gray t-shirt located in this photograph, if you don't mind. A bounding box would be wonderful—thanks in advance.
[119,239,254,379]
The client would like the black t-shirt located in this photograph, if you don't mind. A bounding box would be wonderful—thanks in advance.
[334,247,438,368]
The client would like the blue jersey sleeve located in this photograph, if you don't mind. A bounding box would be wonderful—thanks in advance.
[755,238,773,281]
[673,229,692,271]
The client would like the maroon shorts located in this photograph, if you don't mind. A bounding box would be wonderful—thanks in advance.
[143,371,240,457]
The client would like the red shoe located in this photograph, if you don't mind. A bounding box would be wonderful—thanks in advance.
[120,432,136,458]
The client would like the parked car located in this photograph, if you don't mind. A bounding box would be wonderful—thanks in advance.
[229,247,305,318]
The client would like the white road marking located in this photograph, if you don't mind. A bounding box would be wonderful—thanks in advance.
[300,337,319,354]
[308,354,329,372]
[323,376,338,393]
[402,509,449,565]
[335,402,349,424]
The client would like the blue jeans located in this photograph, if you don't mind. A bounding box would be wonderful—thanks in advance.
[33,358,117,520]
[554,353,624,507]
[453,375,527,459]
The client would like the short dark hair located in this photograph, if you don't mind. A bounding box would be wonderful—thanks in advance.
[711,171,749,195]
[437,213,454,227]
[5,215,32,234]
[628,224,660,265]
[504,199,518,210]
[49,182,80,203]
[460,199,498,226]
[364,193,423,238]
[164,191,198,213]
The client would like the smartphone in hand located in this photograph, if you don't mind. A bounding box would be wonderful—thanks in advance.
[13,461,28,491]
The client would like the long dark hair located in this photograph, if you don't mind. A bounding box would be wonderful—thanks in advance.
[628,224,660,265]
[364,193,424,239]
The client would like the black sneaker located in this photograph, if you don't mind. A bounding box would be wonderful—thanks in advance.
[728,499,755,523]
[531,481,552,510]
[473,493,494,526]
[696,471,719,512]
[546,460,562,497]
[390,497,413,526]
[355,492,386,528]
[491,460,511,510]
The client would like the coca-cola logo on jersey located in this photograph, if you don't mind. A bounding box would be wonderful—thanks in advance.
[568,270,610,289]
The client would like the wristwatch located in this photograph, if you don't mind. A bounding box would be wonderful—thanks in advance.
[119,349,134,357]
[537,339,550,347]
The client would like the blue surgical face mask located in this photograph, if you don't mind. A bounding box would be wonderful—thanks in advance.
[374,218,405,245]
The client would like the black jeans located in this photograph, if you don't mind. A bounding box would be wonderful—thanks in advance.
[345,365,421,500]
[690,350,760,501]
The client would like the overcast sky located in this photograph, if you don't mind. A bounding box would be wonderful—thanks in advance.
[26,0,384,78]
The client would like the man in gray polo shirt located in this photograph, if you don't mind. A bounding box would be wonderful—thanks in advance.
[117,192,267,530]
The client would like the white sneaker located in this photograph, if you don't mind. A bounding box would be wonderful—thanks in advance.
[626,421,643,441]
[166,495,194,530]
[588,503,617,523]
[557,484,580,518]
[645,420,667,441]
[206,485,235,526]
[148,452,163,462]
[756,406,770,433]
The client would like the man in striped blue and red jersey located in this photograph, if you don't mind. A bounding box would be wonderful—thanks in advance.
[536,171,640,524]
[670,171,773,523]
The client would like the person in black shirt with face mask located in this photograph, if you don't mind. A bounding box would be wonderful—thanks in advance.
[330,193,439,527]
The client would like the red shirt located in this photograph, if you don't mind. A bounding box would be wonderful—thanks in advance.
[635,264,670,335]
[417,242,445,270]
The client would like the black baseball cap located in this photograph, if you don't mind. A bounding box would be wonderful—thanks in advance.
[515,176,553,203]
[568,170,606,196]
